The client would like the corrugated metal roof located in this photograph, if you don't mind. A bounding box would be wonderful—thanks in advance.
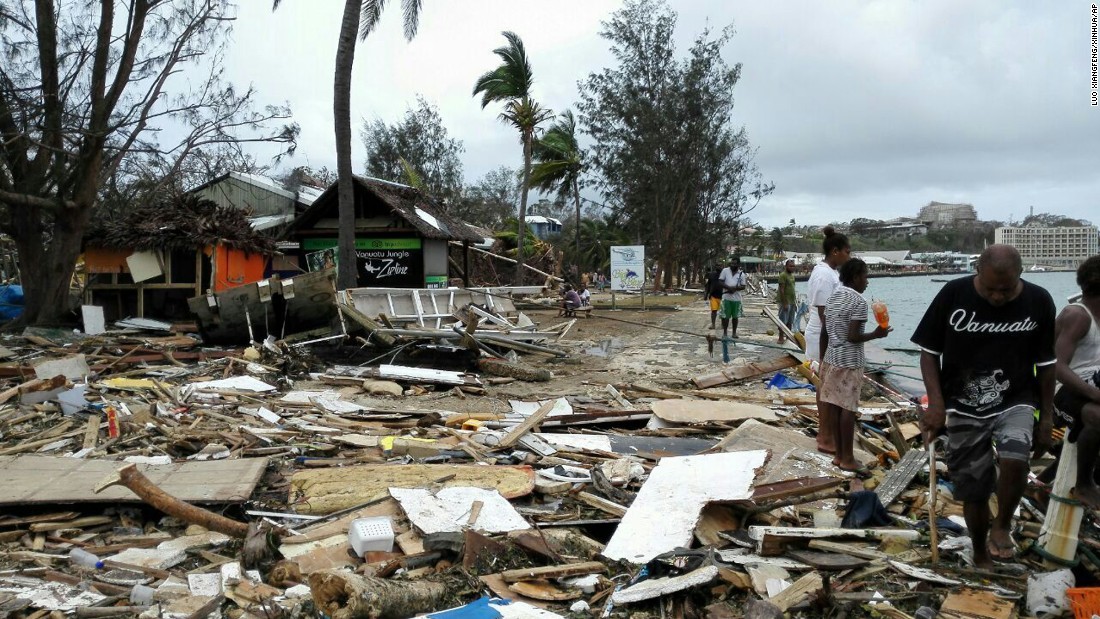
[287,176,483,243]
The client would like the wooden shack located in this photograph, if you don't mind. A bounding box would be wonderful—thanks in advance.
[82,194,276,321]
[284,176,484,288]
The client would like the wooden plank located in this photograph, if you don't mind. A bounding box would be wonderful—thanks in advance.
[500,561,606,583]
[806,539,888,560]
[650,399,778,424]
[575,492,627,518]
[692,354,801,389]
[767,572,823,612]
[82,414,101,450]
[876,448,926,507]
[0,455,267,506]
[751,477,846,503]
[496,401,555,449]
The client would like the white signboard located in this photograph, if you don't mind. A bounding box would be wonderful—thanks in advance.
[610,245,645,291]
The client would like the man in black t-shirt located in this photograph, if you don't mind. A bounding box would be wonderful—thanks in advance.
[912,244,1055,568]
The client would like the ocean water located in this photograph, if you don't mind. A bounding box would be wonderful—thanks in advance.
[793,270,1081,394]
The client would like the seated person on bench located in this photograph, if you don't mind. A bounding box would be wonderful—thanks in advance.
[577,283,592,317]
[559,284,583,317]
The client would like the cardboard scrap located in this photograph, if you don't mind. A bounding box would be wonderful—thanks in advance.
[390,487,530,534]
[602,450,767,563]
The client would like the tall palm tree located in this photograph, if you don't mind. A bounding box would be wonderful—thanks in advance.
[274,0,422,289]
[472,31,553,285]
[529,110,584,263]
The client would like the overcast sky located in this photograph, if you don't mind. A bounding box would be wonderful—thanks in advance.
[226,1,1098,230]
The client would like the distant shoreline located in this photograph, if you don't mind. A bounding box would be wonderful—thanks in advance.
[761,267,1074,283]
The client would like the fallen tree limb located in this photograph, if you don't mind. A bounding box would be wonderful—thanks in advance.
[309,570,449,619]
[94,464,250,538]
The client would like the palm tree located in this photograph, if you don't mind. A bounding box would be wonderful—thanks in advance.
[273,0,422,289]
[530,110,584,263]
[472,31,553,285]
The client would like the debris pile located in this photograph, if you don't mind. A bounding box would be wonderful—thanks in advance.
[0,293,1095,618]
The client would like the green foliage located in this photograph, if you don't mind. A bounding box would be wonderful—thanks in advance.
[576,0,772,287]
[1021,212,1091,227]
[452,166,519,229]
[361,96,464,200]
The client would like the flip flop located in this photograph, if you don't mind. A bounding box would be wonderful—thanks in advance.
[834,462,872,477]
[818,446,837,455]
[988,537,1018,562]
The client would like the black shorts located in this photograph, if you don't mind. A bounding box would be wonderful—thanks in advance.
[1055,371,1100,441]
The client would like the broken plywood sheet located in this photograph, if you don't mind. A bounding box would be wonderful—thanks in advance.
[602,450,767,564]
[713,418,874,483]
[651,399,778,424]
[0,578,106,611]
[183,376,276,395]
[390,487,530,534]
[290,464,535,515]
[940,588,1016,619]
[0,455,267,506]
[611,565,719,605]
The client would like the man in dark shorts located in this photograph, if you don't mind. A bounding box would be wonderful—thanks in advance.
[1053,255,1100,506]
[912,244,1056,568]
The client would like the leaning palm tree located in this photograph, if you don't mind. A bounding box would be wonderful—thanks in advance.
[274,0,422,289]
[529,110,584,262]
[472,31,553,285]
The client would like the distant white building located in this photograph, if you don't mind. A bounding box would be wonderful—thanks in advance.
[994,225,1099,269]
[526,215,562,239]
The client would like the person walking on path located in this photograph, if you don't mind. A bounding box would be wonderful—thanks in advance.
[1053,255,1100,507]
[807,226,851,455]
[820,259,890,473]
[777,258,797,344]
[718,257,747,339]
[913,244,1056,568]
[705,265,723,330]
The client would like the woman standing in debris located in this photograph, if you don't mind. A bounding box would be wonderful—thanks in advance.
[807,225,851,455]
[820,259,890,472]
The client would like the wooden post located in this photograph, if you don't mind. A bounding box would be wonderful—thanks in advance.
[1038,436,1084,568]
[462,241,470,288]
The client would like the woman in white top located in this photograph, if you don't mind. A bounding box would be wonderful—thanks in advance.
[805,225,851,454]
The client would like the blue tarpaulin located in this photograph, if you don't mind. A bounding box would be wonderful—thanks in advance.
[0,285,24,321]
[766,372,815,392]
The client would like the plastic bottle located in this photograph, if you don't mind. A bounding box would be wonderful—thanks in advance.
[871,299,890,329]
[68,547,104,569]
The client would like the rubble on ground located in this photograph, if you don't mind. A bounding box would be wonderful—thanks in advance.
[0,288,1095,619]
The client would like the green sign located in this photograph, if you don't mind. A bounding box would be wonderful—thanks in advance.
[425,275,448,289]
[302,238,422,251]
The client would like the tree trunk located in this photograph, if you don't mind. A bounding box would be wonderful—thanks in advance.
[309,570,448,619]
[333,0,362,291]
[516,131,533,285]
[572,177,582,265]
[13,204,89,326]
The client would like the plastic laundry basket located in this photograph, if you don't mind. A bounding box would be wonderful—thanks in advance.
[1067,587,1100,619]
[348,516,394,556]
